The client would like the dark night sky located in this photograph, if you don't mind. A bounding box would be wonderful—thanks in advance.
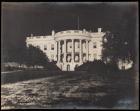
[1,2,138,54]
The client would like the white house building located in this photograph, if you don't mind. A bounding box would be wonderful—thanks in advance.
[26,28,105,71]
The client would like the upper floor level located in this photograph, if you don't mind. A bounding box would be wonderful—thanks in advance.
[26,28,105,43]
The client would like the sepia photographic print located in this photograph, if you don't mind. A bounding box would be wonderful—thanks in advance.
[1,2,139,109]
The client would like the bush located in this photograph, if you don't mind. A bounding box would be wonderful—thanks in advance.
[87,60,107,74]
[75,61,91,71]
[106,62,119,74]
[45,61,61,71]
[76,60,119,75]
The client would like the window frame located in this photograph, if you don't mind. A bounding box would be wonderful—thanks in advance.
[44,45,47,50]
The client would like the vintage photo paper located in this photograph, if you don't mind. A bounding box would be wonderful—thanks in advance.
[1,2,139,109]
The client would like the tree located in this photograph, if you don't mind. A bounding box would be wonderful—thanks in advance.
[102,31,120,63]
[24,45,49,67]
[2,44,60,70]
[102,6,137,67]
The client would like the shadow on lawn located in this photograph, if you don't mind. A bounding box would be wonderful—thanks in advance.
[48,69,136,108]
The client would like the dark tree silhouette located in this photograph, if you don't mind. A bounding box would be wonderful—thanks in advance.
[24,45,49,67]
[102,31,119,63]
[102,6,137,66]
[102,29,135,66]
[2,44,61,70]
[75,60,119,74]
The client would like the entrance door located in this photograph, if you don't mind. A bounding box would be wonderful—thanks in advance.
[67,65,70,71]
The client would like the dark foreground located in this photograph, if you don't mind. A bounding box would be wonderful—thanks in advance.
[1,70,138,109]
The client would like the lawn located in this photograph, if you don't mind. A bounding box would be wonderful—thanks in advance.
[1,70,138,109]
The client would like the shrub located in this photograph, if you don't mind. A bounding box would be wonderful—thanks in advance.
[75,61,91,71]
[106,62,119,74]
[76,60,119,75]
[87,60,107,74]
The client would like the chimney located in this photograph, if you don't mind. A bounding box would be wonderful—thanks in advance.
[98,28,102,33]
[52,30,55,36]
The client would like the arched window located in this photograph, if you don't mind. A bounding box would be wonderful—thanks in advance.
[75,55,79,62]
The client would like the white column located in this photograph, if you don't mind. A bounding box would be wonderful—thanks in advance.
[86,40,89,61]
[57,41,58,61]
[64,40,66,63]
[58,40,61,62]
[72,39,74,62]
[79,39,82,63]
[88,40,89,61]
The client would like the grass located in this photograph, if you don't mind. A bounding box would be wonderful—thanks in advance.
[1,68,138,109]
[1,70,62,84]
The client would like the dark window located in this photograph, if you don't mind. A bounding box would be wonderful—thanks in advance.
[75,64,79,69]
[94,45,96,48]
[77,43,80,48]
[67,65,70,71]
[122,66,125,70]
[51,44,54,50]
[44,45,47,50]
[93,42,97,48]
[69,44,72,48]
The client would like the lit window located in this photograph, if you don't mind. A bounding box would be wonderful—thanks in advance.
[93,53,97,59]
[51,44,54,50]
[74,30,79,33]
[66,30,71,33]
[44,45,47,50]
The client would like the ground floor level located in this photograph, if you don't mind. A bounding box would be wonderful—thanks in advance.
[56,62,83,71]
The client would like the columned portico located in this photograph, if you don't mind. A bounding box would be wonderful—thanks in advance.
[56,38,91,71]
